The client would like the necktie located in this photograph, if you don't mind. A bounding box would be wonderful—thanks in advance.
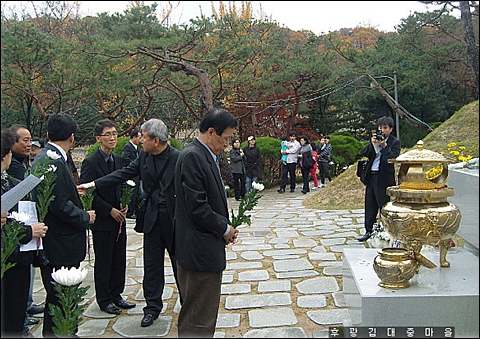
[107,158,114,173]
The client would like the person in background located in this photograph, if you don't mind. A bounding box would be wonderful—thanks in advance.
[78,119,181,328]
[121,129,141,218]
[1,128,48,338]
[9,127,44,335]
[229,138,246,201]
[29,138,45,166]
[280,136,288,165]
[317,136,332,188]
[298,136,313,194]
[24,137,46,334]
[277,131,301,193]
[31,113,96,337]
[325,136,334,179]
[357,116,401,242]
[7,124,32,182]
[243,136,261,193]
[309,142,319,190]
[174,108,239,337]
[79,119,134,315]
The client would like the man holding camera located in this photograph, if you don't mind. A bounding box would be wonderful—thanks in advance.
[357,116,401,242]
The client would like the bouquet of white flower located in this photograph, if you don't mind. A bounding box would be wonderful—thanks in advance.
[230,182,264,228]
[30,150,60,222]
[369,223,394,248]
[1,212,28,278]
[50,266,90,337]
[79,189,94,261]
[120,180,136,209]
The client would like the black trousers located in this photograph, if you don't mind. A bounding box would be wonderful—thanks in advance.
[142,209,180,316]
[232,173,246,200]
[280,162,297,190]
[41,263,80,338]
[318,161,331,184]
[364,174,390,233]
[1,263,30,337]
[300,166,310,192]
[92,223,127,309]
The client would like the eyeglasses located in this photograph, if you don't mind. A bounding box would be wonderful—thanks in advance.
[99,132,118,138]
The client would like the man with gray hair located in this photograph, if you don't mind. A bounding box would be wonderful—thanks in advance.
[79,118,181,327]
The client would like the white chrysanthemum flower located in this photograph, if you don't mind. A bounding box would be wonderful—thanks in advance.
[51,266,88,286]
[126,180,136,187]
[46,149,62,160]
[47,164,57,173]
[82,182,95,189]
[252,182,265,191]
[9,211,30,223]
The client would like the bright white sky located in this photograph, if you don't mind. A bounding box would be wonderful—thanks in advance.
[81,1,448,34]
[4,1,450,34]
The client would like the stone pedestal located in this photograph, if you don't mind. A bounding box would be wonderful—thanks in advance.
[343,248,479,338]
[448,162,479,251]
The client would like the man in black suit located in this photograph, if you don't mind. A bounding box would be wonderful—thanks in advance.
[357,116,401,242]
[7,125,45,334]
[121,129,141,218]
[79,119,181,328]
[174,108,239,337]
[7,124,32,181]
[31,113,96,337]
[79,119,135,315]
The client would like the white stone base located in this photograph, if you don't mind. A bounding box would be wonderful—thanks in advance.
[448,163,479,250]
[343,248,479,338]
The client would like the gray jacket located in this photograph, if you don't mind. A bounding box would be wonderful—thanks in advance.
[229,147,245,174]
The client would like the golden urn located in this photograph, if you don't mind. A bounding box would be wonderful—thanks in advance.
[380,140,462,269]
[373,247,420,289]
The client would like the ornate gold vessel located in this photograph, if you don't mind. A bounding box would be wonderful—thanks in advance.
[380,140,462,268]
[373,248,420,289]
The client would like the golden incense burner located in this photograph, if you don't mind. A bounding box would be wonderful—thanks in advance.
[373,247,420,289]
[380,140,462,271]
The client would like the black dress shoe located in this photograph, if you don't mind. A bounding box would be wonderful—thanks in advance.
[101,302,122,315]
[26,317,39,325]
[22,331,35,338]
[27,304,44,315]
[141,313,158,327]
[290,189,295,193]
[357,232,372,242]
[277,188,285,193]
[114,298,136,309]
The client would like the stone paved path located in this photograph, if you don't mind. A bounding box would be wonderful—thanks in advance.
[27,185,380,338]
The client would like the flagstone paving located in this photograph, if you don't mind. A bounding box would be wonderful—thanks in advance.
[26,185,475,338]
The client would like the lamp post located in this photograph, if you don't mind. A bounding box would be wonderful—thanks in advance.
[374,72,400,140]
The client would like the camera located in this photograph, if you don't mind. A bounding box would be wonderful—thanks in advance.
[375,131,385,141]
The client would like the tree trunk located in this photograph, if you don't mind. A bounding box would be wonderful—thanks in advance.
[459,1,479,97]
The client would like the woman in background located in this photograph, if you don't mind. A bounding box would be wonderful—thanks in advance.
[309,142,319,189]
[298,136,313,194]
[229,138,246,201]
